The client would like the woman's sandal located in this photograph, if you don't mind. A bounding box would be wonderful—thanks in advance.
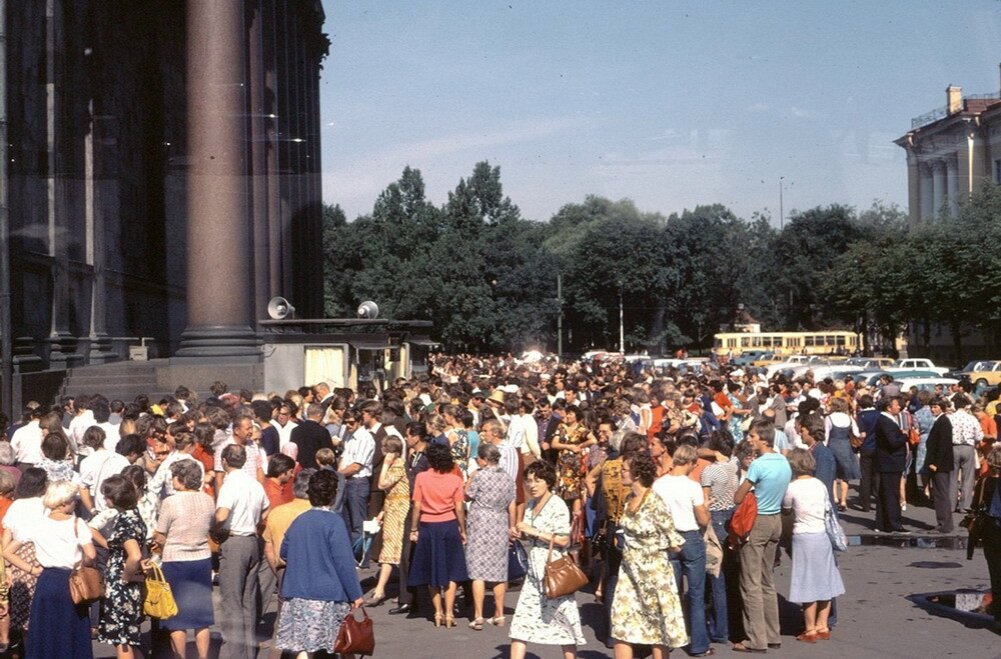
[816,628,831,640]
[487,615,506,627]
[796,631,818,643]
[433,613,444,628]
[444,615,456,628]
[468,617,485,631]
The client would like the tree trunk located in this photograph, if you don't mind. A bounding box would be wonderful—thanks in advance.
[949,320,964,365]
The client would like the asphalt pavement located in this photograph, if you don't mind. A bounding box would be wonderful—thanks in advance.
[87,499,1000,658]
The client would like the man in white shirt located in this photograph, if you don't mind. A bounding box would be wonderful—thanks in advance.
[949,394,984,512]
[214,444,269,659]
[79,427,131,514]
[67,395,96,457]
[652,443,712,656]
[338,418,376,549]
[214,415,265,491]
[11,407,44,469]
[518,400,541,463]
[274,402,299,453]
[90,400,120,452]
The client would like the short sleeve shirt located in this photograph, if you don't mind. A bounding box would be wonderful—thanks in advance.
[652,474,705,532]
[746,452,792,515]
[412,471,463,522]
[701,456,739,511]
[216,470,269,536]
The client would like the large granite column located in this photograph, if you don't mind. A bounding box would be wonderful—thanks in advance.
[945,155,960,218]
[904,149,921,226]
[919,162,934,221]
[930,159,946,219]
[176,0,258,358]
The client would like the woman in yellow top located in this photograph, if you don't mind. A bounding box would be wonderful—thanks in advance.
[365,436,410,606]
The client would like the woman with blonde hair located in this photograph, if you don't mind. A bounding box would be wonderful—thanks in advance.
[824,397,860,512]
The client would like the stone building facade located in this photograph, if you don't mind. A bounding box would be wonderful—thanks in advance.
[895,77,1001,225]
[5,0,327,373]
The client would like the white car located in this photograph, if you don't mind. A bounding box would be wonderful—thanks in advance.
[809,365,864,381]
[888,358,948,376]
[893,377,958,394]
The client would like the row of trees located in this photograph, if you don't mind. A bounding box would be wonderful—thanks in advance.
[324,161,1000,358]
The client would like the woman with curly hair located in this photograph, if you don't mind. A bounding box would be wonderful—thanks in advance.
[407,443,468,627]
[611,453,689,659]
[551,405,594,520]
[510,460,585,659]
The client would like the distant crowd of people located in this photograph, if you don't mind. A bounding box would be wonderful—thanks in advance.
[0,351,997,658]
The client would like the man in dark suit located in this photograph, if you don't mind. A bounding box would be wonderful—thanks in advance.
[923,397,955,533]
[874,396,909,532]
[290,403,333,469]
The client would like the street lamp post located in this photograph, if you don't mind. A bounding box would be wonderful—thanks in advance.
[779,176,785,230]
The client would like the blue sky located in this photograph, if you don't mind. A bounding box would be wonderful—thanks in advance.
[318,1,1001,225]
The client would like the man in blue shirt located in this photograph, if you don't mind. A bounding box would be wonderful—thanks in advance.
[732,420,792,653]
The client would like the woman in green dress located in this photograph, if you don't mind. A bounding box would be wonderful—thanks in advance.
[610,453,689,659]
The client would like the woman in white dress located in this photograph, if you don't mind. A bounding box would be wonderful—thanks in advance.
[510,461,585,659]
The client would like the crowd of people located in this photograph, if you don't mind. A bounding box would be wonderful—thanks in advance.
[0,351,998,658]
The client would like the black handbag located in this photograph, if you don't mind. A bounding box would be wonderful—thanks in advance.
[508,541,528,582]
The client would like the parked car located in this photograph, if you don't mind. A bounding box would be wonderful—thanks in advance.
[949,360,1001,389]
[733,350,769,366]
[809,364,864,381]
[889,358,949,376]
[858,370,940,387]
[894,377,959,394]
[846,357,896,370]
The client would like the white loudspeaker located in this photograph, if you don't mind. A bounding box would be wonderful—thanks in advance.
[357,301,379,319]
[267,296,296,320]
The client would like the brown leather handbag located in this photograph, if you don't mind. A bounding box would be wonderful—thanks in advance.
[333,606,375,656]
[69,565,104,605]
[543,535,588,599]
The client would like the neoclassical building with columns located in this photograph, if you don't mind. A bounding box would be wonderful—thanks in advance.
[4,1,326,376]
[895,78,1001,225]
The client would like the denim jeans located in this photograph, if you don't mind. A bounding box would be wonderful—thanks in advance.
[343,476,370,551]
[671,529,710,655]
[708,509,733,642]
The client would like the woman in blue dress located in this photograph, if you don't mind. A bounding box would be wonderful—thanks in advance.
[824,397,861,511]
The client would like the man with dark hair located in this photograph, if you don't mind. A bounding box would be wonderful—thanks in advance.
[874,396,908,533]
[732,420,791,653]
[68,394,94,457]
[856,394,880,512]
[174,386,192,412]
[214,443,268,659]
[252,400,280,456]
[338,406,376,554]
[91,399,120,451]
[924,397,955,533]
[210,380,229,398]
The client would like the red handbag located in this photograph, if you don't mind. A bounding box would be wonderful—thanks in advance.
[726,492,758,550]
[334,607,375,656]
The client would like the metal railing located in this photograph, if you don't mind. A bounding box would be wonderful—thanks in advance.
[911,92,1001,130]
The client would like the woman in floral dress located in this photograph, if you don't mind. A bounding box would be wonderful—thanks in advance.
[611,453,689,659]
[551,406,594,520]
[365,437,410,605]
[510,461,585,659]
[465,443,516,629]
[94,476,148,658]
